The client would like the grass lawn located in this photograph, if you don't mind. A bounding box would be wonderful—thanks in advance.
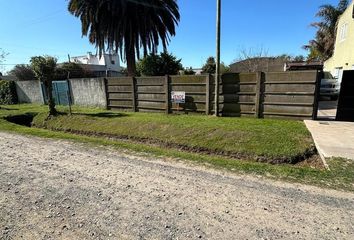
[30,106,314,163]
[1,104,354,192]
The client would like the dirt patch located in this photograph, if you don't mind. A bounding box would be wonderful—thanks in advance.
[295,154,326,170]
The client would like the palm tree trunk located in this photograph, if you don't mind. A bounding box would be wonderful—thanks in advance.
[45,80,57,116]
[126,45,136,77]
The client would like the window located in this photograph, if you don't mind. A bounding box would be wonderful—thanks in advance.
[334,67,343,79]
[111,60,115,65]
[339,23,348,42]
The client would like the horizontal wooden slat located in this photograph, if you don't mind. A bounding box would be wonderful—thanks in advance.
[109,105,132,108]
[265,92,315,95]
[263,112,313,117]
[171,83,206,86]
[265,81,316,84]
[263,102,314,107]
[137,92,165,95]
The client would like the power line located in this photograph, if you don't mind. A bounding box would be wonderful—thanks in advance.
[16,9,66,28]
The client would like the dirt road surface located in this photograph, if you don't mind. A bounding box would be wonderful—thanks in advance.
[1,132,354,240]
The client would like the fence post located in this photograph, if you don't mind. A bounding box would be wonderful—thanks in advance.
[255,72,263,118]
[206,74,211,115]
[131,76,137,112]
[165,75,171,114]
[103,78,110,110]
[312,70,322,120]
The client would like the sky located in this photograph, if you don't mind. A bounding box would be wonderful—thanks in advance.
[0,0,340,73]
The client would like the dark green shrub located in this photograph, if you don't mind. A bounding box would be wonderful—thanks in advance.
[0,80,18,104]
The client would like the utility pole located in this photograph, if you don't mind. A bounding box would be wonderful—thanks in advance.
[215,0,221,116]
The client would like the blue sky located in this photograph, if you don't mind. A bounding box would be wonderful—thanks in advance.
[0,0,340,72]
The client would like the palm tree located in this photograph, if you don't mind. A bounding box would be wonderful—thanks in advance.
[304,0,349,61]
[68,0,180,76]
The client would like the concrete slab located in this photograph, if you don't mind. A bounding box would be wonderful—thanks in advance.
[304,120,354,161]
[317,100,338,120]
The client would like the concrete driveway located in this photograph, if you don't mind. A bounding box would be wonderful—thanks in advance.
[306,99,354,161]
[304,120,354,161]
[317,100,338,120]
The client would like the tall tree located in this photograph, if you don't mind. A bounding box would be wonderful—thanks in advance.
[202,57,230,74]
[30,56,58,116]
[9,64,36,81]
[68,0,180,76]
[0,48,9,75]
[202,57,217,74]
[136,52,182,76]
[304,0,349,61]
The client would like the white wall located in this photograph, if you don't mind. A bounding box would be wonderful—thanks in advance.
[69,78,107,107]
[15,81,43,104]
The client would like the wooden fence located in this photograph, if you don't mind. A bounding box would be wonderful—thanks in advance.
[105,70,320,120]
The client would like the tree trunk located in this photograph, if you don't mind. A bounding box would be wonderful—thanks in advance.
[126,45,136,77]
[44,80,57,116]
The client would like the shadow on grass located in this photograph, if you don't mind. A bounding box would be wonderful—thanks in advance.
[4,112,38,127]
[0,107,19,111]
[72,112,129,119]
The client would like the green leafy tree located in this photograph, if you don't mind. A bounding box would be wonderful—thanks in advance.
[277,54,305,62]
[68,0,180,76]
[9,64,36,81]
[304,0,349,60]
[220,63,231,74]
[202,57,216,74]
[202,57,230,74]
[137,52,182,76]
[183,67,196,75]
[30,56,58,116]
[0,48,9,75]
[54,62,94,80]
[306,46,322,61]
[293,55,305,62]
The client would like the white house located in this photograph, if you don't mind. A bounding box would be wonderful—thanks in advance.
[324,1,354,81]
[70,52,122,77]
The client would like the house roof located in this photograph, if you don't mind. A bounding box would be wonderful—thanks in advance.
[285,61,323,71]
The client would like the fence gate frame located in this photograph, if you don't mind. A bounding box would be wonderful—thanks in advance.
[41,80,72,106]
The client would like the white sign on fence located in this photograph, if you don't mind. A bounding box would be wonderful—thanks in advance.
[171,91,186,104]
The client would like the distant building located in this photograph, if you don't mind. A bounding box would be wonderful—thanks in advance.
[324,1,354,80]
[229,57,287,73]
[285,61,323,71]
[70,52,122,77]
[230,57,323,73]
[193,68,203,75]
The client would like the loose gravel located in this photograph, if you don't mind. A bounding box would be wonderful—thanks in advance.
[0,132,354,239]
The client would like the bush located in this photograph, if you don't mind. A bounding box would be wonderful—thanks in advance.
[54,62,95,80]
[9,64,36,81]
[136,52,183,76]
[0,80,18,104]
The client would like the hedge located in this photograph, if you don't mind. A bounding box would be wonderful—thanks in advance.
[0,80,18,105]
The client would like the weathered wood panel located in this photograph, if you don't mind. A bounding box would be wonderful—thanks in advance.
[105,71,319,120]
[136,85,165,93]
[136,77,165,85]
[261,71,318,120]
[266,71,317,82]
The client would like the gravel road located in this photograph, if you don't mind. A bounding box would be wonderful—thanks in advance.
[1,132,354,240]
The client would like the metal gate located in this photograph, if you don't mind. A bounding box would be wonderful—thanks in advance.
[41,80,71,106]
[336,70,354,121]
